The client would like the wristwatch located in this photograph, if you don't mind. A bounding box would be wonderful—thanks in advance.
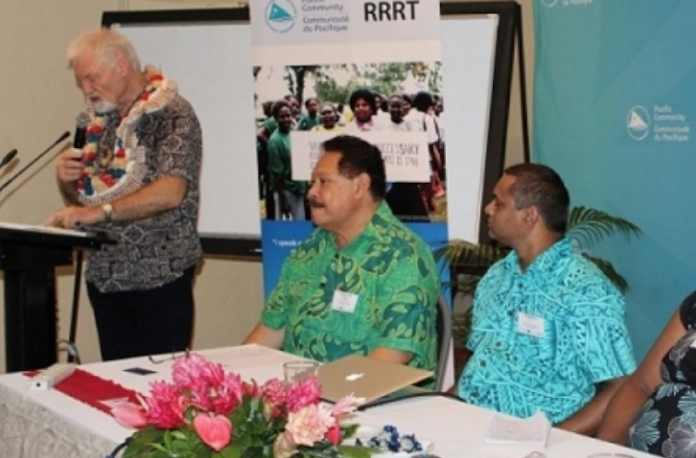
[101,203,113,223]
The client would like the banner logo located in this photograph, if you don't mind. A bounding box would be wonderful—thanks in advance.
[539,0,559,7]
[627,106,650,141]
[265,0,297,34]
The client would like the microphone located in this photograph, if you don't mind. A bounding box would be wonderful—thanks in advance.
[0,149,18,169]
[73,112,90,151]
[0,131,70,194]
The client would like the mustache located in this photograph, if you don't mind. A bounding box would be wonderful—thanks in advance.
[308,199,325,208]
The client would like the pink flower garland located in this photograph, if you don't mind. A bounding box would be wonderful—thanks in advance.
[110,353,365,457]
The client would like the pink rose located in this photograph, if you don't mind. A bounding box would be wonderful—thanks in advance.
[193,414,233,451]
[111,402,148,429]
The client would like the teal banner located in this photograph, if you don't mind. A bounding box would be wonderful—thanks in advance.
[534,0,696,358]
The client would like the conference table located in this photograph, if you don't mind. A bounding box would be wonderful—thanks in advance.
[0,344,654,458]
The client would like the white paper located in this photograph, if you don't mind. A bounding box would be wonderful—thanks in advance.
[483,411,551,446]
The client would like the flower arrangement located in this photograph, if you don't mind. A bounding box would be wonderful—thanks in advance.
[110,353,372,458]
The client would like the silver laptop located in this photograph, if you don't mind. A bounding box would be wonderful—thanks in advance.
[317,354,433,403]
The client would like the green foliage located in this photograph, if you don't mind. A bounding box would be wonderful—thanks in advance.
[284,66,320,105]
[123,426,211,458]
[121,403,370,458]
[435,239,507,270]
[311,62,443,105]
[438,205,641,296]
[567,206,642,248]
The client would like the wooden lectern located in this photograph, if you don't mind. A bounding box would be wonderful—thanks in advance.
[0,223,112,372]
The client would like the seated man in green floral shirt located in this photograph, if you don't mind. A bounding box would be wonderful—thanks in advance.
[245,135,440,371]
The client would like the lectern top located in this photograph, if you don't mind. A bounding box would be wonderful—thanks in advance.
[0,221,88,238]
[0,221,113,250]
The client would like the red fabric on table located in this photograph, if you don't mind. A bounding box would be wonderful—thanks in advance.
[25,368,141,415]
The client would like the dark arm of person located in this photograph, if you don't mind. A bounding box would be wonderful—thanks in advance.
[273,175,291,217]
[557,376,628,435]
[597,309,687,444]
[429,142,443,172]
[257,125,271,145]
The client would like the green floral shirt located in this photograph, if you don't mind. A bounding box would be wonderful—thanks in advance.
[262,202,439,372]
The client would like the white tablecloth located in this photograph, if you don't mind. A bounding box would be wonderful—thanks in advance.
[0,345,655,458]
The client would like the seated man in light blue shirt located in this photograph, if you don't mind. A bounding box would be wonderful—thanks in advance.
[456,163,636,436]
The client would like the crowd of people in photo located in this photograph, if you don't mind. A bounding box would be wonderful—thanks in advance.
[256,88,447,222]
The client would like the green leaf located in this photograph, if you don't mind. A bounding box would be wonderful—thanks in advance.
[341,424,360,439]
[171,431,188,440]
[567,206,641,248]
[434,239,508,268]
[298,447,341,458]
[163,430,173,451]
[337,445,375,458]
[149,451,172,458]
[215,444,243,458]
[149,443,170,453]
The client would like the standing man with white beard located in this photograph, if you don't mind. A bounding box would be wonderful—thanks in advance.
[45,29,203,361]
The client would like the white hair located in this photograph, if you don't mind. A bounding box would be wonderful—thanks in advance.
[67,28,141,71]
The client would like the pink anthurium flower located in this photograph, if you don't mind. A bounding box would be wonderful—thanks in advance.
[193,414,233,451]
[111,402,148,429]
[325,419,341,445]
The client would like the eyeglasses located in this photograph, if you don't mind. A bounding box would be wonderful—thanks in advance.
[147,348,190,365]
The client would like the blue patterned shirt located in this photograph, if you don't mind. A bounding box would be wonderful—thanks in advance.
[457,238,636,423]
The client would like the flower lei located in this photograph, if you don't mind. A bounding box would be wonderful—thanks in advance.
[76,66,176,206]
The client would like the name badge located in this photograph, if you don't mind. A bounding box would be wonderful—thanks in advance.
[331,290,359,314]
[517,312,546,338]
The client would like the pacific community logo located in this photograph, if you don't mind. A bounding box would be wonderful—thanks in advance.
[265,0,297,34]
[627,106,650,141]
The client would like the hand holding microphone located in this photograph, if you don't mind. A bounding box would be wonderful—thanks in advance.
[56,113,90,184]
[56,150,85,183]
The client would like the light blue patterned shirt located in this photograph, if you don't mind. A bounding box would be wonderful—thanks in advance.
[457,238,636,424]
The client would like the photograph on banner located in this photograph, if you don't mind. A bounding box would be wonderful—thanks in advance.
[254,61,447,223]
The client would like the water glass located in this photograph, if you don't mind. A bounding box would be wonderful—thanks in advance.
[283,360,319,383]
